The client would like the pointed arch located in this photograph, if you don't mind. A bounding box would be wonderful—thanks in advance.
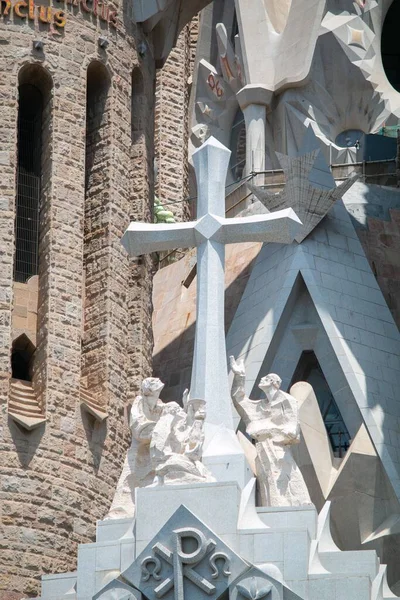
[131,66,145,146]
[80,60,112,416]
[11,333,35,382]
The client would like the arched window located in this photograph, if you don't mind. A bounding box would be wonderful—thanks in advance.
[81,61,111,414]
[131,67,145,146]
[85,61,111,193]
[14,65,52,282]
[291,351,351,457]
[382,1,400,92]
[11,334,35,382]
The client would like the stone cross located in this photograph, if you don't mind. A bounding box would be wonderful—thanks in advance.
[122,137,301,432]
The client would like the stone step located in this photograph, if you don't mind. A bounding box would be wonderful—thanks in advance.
[9,379,45,421]
[10,378,34,389]
[80,389,108,422]
[8,402,44,418]
[9,393,38,406]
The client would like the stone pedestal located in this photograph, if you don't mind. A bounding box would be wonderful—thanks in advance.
[38,479,395,600]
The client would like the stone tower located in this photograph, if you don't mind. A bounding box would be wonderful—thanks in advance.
[0,1,207,597]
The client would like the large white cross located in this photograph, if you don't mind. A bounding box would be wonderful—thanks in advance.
[122,137,301,432]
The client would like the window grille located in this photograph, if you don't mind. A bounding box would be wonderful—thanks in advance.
[14,84,42,283]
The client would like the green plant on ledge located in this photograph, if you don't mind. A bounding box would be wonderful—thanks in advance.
[154,196,176,223]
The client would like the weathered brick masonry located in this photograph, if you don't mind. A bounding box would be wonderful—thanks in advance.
[0,3,155,596]
[154,25,192,222]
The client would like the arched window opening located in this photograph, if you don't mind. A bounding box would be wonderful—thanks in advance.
[81,61,111,413]
[14,66,52,283]
[85,61,111,193]
[382,1,400,93]
[230,108,246,181]
[291,351,351,457]
[11,334,35,382]
[131,67,145,145]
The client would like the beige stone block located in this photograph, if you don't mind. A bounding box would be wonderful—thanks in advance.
[13,305,27,318]
[12,315,27,330]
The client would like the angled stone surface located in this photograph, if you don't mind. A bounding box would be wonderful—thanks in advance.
[230,565,303,600]
[122,505,249,600]
[194,214,223,244]
[121,222,196,256]
[216,210,302,246]
[226,195,400,505]
[248,143,358,243]
[132,0,212,61]
[93,579,141,599]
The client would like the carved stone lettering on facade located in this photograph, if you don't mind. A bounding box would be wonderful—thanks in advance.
[140,527,231,598]
[122,505,249,600]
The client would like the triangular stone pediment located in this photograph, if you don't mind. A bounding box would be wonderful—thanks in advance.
[122,505,249,600]
[226,195,400,503]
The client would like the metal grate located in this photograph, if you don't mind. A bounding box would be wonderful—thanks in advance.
[14,86,42,283]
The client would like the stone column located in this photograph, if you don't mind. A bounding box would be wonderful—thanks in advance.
[237,84,272,194]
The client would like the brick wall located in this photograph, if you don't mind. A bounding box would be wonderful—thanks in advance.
[0,5,155,597]
[154,25,191,223]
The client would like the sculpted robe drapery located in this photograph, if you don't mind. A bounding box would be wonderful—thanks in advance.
[150,401,214,484]
[231,372,311,507]
[106,395,163,519]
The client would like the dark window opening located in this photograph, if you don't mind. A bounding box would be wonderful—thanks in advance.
[131,67,145,145]
[14,84,43,282]
[230,108,246,181]
[11,334,35,382]
[85,61,110,193]
[291,351,351,457]
[382,1,400,93]
[230,10,239,47]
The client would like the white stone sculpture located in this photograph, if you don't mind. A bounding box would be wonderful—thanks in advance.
[149,394,215,486]
[230,356,312,507]
[107,381,214,519]
[106,377,165,519]
[122,137,301,437]
[122,505,248,600]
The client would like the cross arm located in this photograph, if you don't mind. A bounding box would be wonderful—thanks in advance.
[215,208,302,245]
[121,221,196,257]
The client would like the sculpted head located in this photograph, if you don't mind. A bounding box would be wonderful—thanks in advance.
[187,398,206,421]
[258,373,282,395]
[141,377,164,397]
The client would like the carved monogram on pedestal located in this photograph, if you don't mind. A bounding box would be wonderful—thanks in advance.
[122,505,248,600]
[141,527,231,597]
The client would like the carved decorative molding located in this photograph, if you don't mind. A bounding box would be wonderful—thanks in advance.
[122,505,248,599]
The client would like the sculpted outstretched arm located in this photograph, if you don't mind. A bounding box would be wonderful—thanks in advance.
[230,356,249,422]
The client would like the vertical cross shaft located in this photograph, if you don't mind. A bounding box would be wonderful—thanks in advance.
[121,137,301,436]
[190,139,234,429]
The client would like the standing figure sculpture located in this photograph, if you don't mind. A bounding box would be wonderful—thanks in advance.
[106,377,165,519]
[230,357,311,507]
